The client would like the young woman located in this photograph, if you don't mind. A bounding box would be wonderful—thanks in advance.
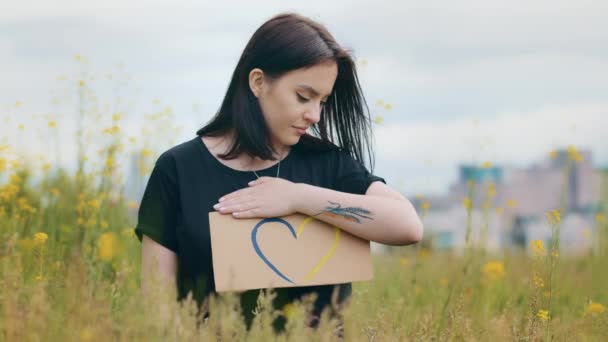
[134,12,423,336]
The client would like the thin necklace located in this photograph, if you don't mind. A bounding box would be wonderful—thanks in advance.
[251,150,285,180]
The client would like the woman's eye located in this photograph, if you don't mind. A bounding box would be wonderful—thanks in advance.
[296,93,309,102]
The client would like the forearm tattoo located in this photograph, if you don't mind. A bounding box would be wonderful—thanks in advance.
[312,201,374,224]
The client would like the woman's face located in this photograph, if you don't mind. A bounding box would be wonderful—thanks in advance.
[249,61,338,154]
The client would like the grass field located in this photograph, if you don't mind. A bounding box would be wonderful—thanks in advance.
[1,78,607,340]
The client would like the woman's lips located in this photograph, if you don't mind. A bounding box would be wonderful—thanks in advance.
[293,126,307,134]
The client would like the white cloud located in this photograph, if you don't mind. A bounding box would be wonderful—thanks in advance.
[2,0,607,195]
[372,103,607,195]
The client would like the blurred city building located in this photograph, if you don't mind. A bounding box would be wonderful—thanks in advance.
[408,147,605,255]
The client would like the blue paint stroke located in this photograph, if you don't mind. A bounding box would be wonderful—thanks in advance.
[251,217,297,284]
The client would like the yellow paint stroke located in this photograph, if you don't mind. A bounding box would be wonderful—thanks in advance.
[296,216,341,281]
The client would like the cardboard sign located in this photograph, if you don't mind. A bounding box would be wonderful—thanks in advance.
[209,211,373,292]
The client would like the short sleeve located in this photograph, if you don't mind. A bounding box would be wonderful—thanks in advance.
[333,149,386,195]
[134,154,180,253]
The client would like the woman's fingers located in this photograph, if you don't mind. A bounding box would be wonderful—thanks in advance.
[218,200,256,214]
[233,207,259,218]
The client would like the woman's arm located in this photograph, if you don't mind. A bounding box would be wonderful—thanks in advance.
[141,235,178,300]
[141,235,180,326]
[293,181,423,246]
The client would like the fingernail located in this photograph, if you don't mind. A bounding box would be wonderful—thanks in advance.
[219,197,225,202]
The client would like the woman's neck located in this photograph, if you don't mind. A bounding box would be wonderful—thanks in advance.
[210,132,290,169]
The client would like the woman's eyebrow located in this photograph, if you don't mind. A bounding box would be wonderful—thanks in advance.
[297,84,330,98]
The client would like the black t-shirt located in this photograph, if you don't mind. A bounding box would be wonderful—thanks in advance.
[134,134,386,329]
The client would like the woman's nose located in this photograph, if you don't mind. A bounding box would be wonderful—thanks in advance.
[305,106,322,124]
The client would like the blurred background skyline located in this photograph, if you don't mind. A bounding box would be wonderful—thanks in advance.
[1,0,607,196]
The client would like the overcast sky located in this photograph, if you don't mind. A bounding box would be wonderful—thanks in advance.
[1,0,607,195]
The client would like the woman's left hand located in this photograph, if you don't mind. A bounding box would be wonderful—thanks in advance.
[214,177,300,219]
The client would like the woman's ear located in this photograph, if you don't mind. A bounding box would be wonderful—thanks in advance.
[248,68,265,98]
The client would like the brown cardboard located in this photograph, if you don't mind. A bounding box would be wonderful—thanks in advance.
[209,211,373,292]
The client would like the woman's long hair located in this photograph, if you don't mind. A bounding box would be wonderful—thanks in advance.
[196,12,378,172]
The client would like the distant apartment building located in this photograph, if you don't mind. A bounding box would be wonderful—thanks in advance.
[412,148,605,254]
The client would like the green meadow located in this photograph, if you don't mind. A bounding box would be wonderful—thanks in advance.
[1,63,607,341]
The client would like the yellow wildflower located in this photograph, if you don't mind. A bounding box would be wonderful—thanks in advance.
[142,148,153,157]
[533,274,545,288]
[112,113,121,121]
[463,197,472,210]
[506,199,517,208]
[482,261,506,281]
[531,240,545,256]
[415,193,423,200]
[102,125,120,135]
[496,207,504,215]
[421,201,430,211]
[546,209,561,225]
[33,232,48,246]
[399,257,410,266]
[596,213,606,224]
[88,199,101,209]
[480,161,492,169]
[9,174,22,184]
[96,232,118,262]
[418,247,430,259]
[548,150,558,159]
[486,181,496,198]
[376,99,384,106]
[537,309,550,321]
[100,220,109,229]
[16,197,27,208]
[585,301,606,316]
[48,121,56,128]
[18,124,24,130]
[127,200,139,210]
[384,103,393,111]
[79,80,85,87]
[566,145,584,163]
[0,158,6,172]
[373,116,384,124]
[283,303,297,321]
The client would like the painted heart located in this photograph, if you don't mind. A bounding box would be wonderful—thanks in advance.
[251,216,341,284]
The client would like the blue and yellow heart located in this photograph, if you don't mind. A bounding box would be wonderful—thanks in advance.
[251,216,340,284]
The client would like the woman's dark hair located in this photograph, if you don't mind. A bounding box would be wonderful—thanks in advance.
[196,12,377,172]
